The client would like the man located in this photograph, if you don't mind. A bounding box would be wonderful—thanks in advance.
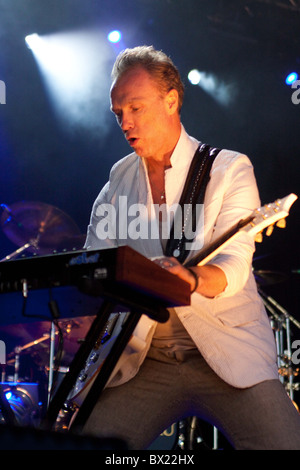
[82,46,300,449]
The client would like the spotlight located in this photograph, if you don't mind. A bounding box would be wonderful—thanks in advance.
[25,33,41,50]
[188,69,236,106]
[188,69,202,85]
[23,29,112,136]
[285,72,298,85]
[107,30,122,44]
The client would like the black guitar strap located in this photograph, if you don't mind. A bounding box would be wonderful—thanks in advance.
[164,143,221,264]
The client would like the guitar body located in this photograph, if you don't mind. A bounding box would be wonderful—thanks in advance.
[67,311,129,406]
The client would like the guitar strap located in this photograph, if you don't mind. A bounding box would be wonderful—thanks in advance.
[164,143,221,264]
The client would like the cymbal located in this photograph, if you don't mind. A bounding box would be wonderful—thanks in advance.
[254,270,288,286]
[1,201,82,254]
[1,316,95,361]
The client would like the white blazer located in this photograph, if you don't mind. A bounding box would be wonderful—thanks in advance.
[85,126,279,389]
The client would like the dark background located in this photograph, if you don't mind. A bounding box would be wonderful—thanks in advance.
[0,1,299,350]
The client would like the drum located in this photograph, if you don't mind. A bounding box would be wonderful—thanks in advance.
[147,422,179,450]
[0,382,41,426]
[147,417,233,450]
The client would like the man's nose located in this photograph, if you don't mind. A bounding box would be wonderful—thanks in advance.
[120,113,134,132]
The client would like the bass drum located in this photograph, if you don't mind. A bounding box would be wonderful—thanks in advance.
[147,422,179,450]
[147,418,234,450]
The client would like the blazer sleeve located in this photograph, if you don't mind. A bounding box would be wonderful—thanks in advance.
[201,150,261,297]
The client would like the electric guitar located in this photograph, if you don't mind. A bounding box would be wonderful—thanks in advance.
[67,193,298,406]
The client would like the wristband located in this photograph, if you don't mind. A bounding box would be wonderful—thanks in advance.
[187,268,199,293]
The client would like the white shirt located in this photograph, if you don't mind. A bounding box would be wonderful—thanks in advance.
[85,126,278,388]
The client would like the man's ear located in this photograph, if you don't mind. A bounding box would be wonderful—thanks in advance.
[166,89,179,115]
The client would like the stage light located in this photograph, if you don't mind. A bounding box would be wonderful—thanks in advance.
[188,69,202,85]
[107,30,122,44]
[188,69,236,106]
[286,72,298,85]
[24,29,113,137]
[25,33,41,50]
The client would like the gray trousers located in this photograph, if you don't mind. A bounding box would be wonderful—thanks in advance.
[82,347,300,450]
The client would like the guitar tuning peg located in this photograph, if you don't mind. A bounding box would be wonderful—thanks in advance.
[255,232,263,243]
[276,219,286,229]
[266,225,274,237]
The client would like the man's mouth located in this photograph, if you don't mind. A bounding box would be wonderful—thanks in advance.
[127,137,138,146]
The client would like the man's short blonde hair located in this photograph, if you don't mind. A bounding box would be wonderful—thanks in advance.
[111,45,185,113]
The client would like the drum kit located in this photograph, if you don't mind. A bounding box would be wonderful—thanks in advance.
[257,273,300,406]
[0,200,299,449]
[0,200,88,425]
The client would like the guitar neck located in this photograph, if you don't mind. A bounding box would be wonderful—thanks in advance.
[185,214,255,268]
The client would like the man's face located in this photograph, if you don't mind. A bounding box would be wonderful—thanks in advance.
[110,66,180,161]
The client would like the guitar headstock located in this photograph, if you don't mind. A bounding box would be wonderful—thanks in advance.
[242,193,298,242]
